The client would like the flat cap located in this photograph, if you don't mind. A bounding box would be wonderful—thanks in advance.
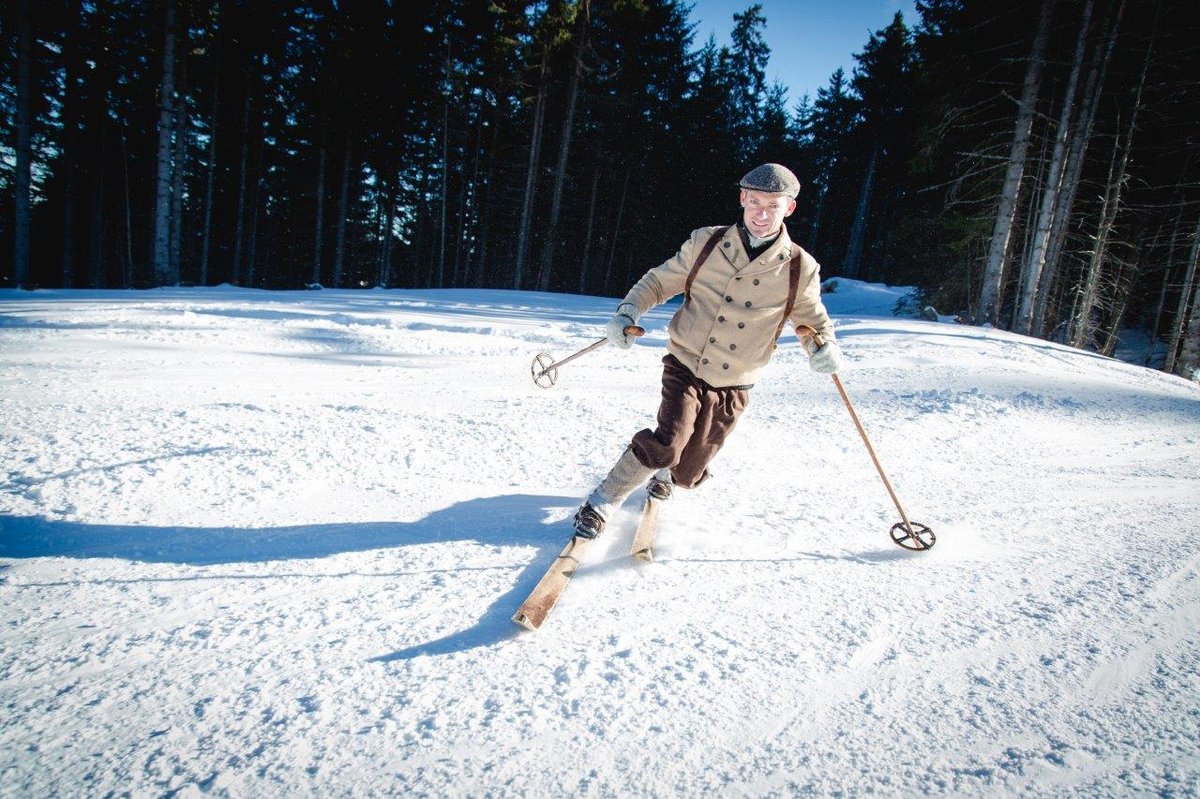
[738,163,800,197]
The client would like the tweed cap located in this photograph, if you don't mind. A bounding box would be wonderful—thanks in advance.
[738,163,800,197]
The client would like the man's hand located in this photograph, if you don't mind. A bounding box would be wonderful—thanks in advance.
[808,339,843,374]
[606,303,641,349]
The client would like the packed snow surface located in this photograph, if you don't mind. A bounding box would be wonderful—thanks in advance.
[1,282,1198,797]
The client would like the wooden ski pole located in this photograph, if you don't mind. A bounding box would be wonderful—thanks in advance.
[797,326,934,550]
[531,325,645,388]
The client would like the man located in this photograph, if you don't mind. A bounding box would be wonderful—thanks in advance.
[573,162,843,539]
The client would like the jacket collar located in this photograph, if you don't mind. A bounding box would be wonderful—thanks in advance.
[719,223,796,273]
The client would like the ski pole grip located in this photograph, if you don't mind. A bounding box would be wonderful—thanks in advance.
[795,324,823,349]
[624,325,646,338]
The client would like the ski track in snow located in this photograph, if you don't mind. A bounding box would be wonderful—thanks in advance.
[1,285,1198,797]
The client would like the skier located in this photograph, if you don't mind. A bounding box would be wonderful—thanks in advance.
[573,163,843,539]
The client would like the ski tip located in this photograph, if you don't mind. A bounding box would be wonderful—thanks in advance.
[511,612,540,632]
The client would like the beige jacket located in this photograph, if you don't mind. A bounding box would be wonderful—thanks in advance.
[620,224,834,388]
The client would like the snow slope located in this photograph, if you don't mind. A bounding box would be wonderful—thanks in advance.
[1,283,1198,797]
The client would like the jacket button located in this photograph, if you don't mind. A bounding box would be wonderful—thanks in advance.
[725,296,733,303]
[753,279,760,285]
[723,242,731,248]
[738,322,745,329]
[729,344,737,351]
[745,301,753,308]
[709,337,717,344]
[722,363,730,370]
[718,316,726,323]
[702,358,709,365]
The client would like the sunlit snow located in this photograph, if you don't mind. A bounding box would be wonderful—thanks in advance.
[2,282,1198,796]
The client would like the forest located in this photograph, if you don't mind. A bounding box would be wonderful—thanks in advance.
[3,0,1199,377]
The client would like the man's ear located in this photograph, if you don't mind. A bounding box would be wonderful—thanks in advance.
[785,198,797,216]
[738,189,749,207]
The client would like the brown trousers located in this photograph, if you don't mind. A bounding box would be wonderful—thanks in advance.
[630,355,751,489]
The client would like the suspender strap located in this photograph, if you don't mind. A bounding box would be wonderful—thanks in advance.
[773,252,805,345]
[685,224,806,344]
[684,226,730,303]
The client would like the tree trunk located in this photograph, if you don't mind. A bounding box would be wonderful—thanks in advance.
[13,0,34,289]
[842,142,878,280]
[199,15,222,287]
[1013,0,1094,336]
[1069,15,1149,350]
[1166,216,1200,376]
[380,170,400,288]
[333,132,353,288]
[60,3,84,288]
[472,122,500,289]
[514,48,551,290]
[413,168,431,286]
[1031,0,1124,335]
[153,0,179,286]
[578,163,601,294]
[232,56,256,284]
[603,169,631,295]
[1097,228,1142,358]
[437,37,451,288]
[87,125,108,288]
[537,0,589,293]
[1174,235,1200,380]
[809,183,827,249]
[1008,130,1052,327]
[245,134,266,287]
[1137,219,1173,365]
[122,131,135,288]
[372,174,387,286]
[1069,138,1119,350]
[978,0,1055,326]
[311,118,328,286]
[454,115,484,287]
[169,61,190,283]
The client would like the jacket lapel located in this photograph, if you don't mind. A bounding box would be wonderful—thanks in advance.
[742,226,796,276]
[715,224,800,276]
[715,225,747,269]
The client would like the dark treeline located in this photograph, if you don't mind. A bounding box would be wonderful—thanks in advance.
[3,0,1199,375]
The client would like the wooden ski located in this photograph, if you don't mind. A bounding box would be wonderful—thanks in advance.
[511,534,595,631]
[630,497,660,562]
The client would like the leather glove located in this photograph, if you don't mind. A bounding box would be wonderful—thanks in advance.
[808,339,843,374]
[605,303,641,350]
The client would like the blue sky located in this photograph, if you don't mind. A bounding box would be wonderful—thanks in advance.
[687,0,920,107]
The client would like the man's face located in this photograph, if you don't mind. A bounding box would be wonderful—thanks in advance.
[740,189,796,239]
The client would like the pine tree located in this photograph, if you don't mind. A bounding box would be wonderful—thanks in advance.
[726,4,770,161]
[843,13,916,280]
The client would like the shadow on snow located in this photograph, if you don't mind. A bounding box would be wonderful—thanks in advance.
[0,494,575,661]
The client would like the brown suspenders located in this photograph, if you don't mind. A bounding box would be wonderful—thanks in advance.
[683,226,730,303]
[774,254,804,344]
[683,225,806,344]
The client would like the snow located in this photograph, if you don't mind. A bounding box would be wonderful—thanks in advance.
[1,281,1198,797]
